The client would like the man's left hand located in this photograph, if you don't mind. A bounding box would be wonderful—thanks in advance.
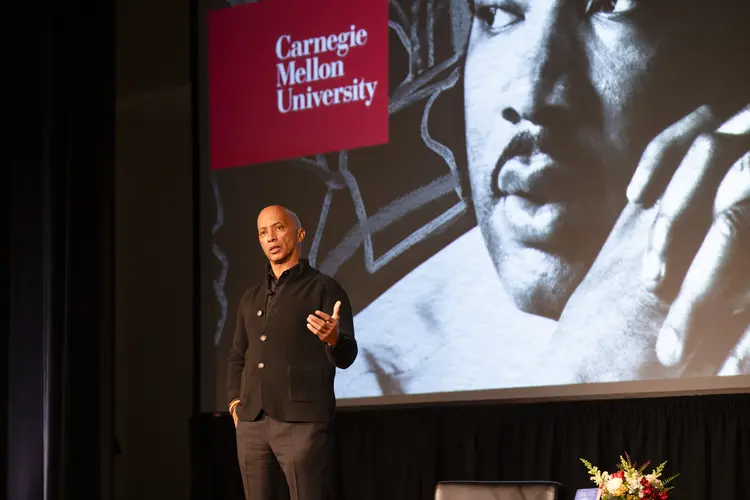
[307,301,341,347]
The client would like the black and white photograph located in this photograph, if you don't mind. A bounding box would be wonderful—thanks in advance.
[201,0,750,408]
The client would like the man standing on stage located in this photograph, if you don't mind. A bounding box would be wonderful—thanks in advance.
[227,205,358,500]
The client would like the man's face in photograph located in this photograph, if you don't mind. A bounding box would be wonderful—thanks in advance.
[463,0,744,318]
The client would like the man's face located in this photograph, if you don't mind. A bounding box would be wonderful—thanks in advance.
[257,206,304,266]
[463,0,731,318]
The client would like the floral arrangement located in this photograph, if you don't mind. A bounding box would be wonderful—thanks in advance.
[580,453,678,500]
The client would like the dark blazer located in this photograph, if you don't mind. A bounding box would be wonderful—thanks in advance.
[227,259,358,423]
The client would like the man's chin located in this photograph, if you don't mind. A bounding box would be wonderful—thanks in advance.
[268,253,290,264]
[494,247,587,320]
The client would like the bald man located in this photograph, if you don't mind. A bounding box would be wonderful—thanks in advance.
[227,205,358,500]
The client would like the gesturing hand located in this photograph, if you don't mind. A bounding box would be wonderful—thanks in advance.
[307,301,341,347]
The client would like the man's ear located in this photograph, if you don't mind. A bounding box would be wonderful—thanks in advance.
[297,228,306,243]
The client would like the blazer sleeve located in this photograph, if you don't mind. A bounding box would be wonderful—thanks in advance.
[227,291,250,404]
[323,281,358,369]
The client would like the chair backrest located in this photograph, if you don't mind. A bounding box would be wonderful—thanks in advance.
[435,481,566,500]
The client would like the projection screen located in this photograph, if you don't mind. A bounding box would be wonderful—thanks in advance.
[197,0,750,412]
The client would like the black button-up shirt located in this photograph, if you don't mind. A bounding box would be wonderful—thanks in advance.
[227,259,358,423]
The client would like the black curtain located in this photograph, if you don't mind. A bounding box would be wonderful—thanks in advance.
[191,392,750,500]
[9,0,115,498]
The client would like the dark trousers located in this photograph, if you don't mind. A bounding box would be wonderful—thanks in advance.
[236,413,333,500]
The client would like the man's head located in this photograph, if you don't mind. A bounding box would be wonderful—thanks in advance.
[462,0,748,318]
[257,205,305,268]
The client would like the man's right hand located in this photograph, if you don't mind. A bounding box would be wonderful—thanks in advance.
[231,407,239,428]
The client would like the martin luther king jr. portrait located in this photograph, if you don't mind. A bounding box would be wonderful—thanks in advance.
[332,0,750,397]
[208,0,750,401]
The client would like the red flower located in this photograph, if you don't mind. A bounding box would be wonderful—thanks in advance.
[612,471,625,479]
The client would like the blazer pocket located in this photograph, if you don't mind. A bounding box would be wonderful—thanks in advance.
[288,366,325,402]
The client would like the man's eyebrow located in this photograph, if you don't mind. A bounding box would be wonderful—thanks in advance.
[258,220,284,230]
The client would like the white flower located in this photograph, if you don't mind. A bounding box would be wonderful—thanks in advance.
[606,477,624,493]
[645,474,660,485]
[626,477,640,491]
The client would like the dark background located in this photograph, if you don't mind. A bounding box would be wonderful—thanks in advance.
[114,0,194,497]
[8,1,749,500]
[193,393,750,500]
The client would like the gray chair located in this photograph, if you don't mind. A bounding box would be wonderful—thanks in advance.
[435,481,566,500]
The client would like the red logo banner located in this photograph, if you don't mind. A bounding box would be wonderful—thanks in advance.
[208,0,389,170]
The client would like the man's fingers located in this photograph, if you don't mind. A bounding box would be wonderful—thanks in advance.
[308,322,335,343]
[716,105,750,136]
[627,105,720,207]
[643,106,750,370]
[640,132,748,294]
[307,323,324,336]
[656,199,750,372]
[715,152,750,214]
[307,316,333,334]
[718,325,750,376]
[332,301,341,320]
[231,406,239,428]
[307,303,341,340]
[314,310,332,321]
[309,311,335,326]
[307,315,325,330]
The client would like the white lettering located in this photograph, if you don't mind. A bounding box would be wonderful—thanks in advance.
[276,57,344,88]
[275,35,291,60]
[276,77,379,113]
[274,25,369,61]
[355,29,367,47]
[363,81,377,107]
[273,26,378,114]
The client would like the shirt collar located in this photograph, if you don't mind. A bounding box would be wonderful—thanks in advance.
[266,258,309,283]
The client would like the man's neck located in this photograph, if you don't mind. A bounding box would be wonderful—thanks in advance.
[270,256,300,278]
